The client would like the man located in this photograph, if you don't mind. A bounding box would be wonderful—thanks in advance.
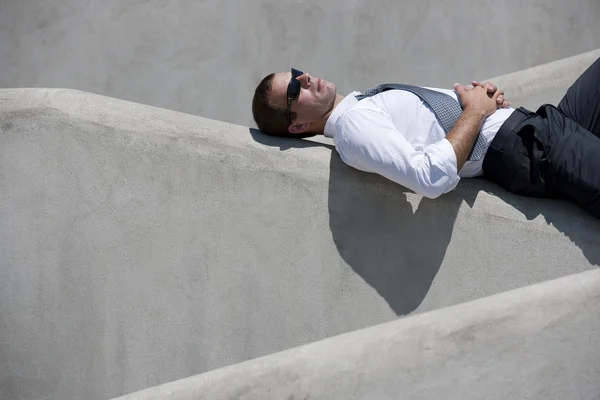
[251,58,600,218]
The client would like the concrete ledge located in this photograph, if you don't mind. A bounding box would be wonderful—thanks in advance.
[113,269,600,400]
[486,48,600,110]
[1,50,600,400]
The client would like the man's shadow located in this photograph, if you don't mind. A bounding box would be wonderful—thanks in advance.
[250,129,468,315]
[250,129,600,315]
[475,181,600,265]
[326,150,471,315]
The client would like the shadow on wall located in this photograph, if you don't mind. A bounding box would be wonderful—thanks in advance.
[326,150,467,315]
[250,129,600,315]
[482,184,600,267]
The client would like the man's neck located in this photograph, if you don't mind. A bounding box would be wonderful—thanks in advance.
[311,93,346,135]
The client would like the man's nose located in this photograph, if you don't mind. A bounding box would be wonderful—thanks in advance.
[297,73,312,88]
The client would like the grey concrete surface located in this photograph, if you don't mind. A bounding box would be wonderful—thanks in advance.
[113,269,600,400]
[2,0,600,128]
[1,51,600,400]
[487,49,600,112]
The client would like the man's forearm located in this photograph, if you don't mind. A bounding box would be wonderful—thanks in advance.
[445,107,488,171]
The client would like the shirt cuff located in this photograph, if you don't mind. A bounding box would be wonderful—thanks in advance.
[424,138,460,189]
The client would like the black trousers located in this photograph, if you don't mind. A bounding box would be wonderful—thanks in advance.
[482,56,600,218]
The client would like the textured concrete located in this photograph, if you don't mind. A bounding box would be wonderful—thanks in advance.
[2,0,600,128]
[1,51,600,400]
[486,49,600,112]
[113,269,600,400]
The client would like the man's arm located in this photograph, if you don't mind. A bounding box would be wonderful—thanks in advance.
[446,83,503,171]
[336,84,506,198]
[338,108,461,199]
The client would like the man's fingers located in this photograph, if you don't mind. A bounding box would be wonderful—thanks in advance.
[486,81,497,92]
[453,82,468,94]
[483,81,497,91]
[475,80,498,93]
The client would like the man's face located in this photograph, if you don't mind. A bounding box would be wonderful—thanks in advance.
[270,69,337,128]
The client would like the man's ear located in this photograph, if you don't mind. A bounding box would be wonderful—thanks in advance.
[288,122,311,134]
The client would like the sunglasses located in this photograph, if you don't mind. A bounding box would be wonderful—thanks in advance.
[287,68,304,125]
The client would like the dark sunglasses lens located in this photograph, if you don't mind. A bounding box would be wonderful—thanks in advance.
[289,81,300,98]
[288,69,303,98]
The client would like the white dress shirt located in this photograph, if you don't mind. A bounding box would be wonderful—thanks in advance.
[323,88,515,198]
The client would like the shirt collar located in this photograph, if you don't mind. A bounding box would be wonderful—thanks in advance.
[324,91,361,138]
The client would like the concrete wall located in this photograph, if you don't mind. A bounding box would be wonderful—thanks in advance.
[113,269,600,400]
[1,50,600,400]
[2,0,600,128]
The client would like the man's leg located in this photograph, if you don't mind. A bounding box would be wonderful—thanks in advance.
[540,106,600,217]
[484,105,600,218]
[557,57,600,137]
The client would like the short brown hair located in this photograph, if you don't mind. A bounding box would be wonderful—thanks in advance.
[252,73,316,139]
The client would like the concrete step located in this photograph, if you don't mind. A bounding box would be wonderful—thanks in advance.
[113,268,600,400]
[1,49,599,400]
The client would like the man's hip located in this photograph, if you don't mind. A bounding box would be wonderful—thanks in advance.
[481,106,553,198]
[482,104,600,217]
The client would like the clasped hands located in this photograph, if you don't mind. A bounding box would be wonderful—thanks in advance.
[453,80,511,118]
